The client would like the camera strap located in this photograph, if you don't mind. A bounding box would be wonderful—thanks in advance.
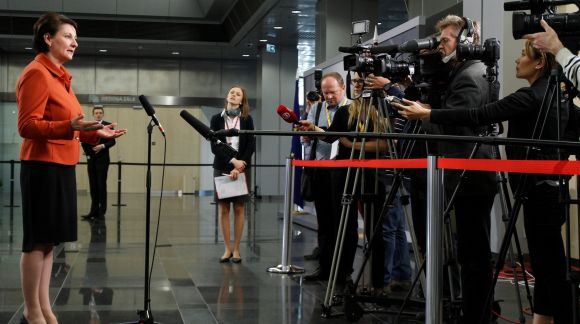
[308,102,323,161]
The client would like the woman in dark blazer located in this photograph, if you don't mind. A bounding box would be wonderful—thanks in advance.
[210,86,256,263]
[396,40,575,324]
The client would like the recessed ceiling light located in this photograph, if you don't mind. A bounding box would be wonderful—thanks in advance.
[171,51,180,55]
[242,54,250,57]
[24,47,32,50]
[259,39,268,42]
[99,49,108,53]
[274,26,283,30]
[291,10,301,14]
[377,22,382,26]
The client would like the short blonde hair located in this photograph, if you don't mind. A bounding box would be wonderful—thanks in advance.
[322,72,344,87]
[436,14,481,44]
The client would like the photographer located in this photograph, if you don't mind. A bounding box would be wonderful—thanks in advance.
[415,15,498,323]
[396,39,575,324]
[523,19,580,91]
[299,71,388,293]
[302,72,350,281]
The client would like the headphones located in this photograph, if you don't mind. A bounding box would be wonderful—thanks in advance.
[458,16,475,44]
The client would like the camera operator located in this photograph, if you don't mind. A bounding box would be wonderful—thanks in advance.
[407,15,499,323]
[523,19,580,91]
[396,39,576,324]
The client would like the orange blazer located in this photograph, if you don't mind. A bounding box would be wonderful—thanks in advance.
[17,53,98,166]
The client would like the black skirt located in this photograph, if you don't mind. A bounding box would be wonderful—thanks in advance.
[20,161,77,252]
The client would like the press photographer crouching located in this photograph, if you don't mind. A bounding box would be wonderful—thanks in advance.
[395,39,577,324]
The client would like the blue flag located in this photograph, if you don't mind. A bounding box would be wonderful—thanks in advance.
[291,79,304,208]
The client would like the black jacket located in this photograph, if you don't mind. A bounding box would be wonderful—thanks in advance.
[210,113,256,171]
[423,60,497,195]
[81,120,115,162]
[430,76,576,185]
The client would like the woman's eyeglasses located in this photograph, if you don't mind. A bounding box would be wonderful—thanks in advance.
[352,79,364,85]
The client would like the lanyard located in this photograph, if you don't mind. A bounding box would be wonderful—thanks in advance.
[325,98,348,126]
[225,116,239,130]
[224,116,239,144]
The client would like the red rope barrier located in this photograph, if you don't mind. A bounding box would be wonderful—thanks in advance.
[291,158,580,175]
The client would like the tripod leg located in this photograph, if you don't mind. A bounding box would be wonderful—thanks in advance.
[482,176,528,324]
[396,258,426,323]
[496,170,527,323]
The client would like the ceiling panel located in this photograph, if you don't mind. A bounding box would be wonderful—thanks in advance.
[0,0,318,64]
[169,0,204,18]
[7,0,61,11]
[63,0,117,15]
[116,0,172,17]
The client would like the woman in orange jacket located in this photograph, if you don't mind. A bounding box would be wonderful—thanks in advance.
[17,13,126,324]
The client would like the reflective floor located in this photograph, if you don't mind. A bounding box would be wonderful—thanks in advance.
[0,193,539,323]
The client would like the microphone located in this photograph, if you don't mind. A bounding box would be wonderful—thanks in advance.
[276,104,298,125]
[397,37,439,52]
[338,44,399,54]
[338,45,366,54]
[139,95,166,137]
[368,44,399,54]
[180,110,238,158]
[179,110,214,140]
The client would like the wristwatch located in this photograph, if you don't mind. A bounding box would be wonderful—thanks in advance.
[383,82,393,92]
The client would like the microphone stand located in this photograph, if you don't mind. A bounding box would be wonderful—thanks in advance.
[123,120,159,324]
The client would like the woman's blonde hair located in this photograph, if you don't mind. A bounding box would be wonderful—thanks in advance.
[524,39,556,78]
[224,85,250,118]
[347,98,386,134]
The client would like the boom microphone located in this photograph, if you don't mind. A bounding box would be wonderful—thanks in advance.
[276,104,298,124]
[368,44,399,54]
[139,95,166,136]
[180,110,238,157]
[397,37,439,52]
[179,110,214,140]
[338,44,399,54]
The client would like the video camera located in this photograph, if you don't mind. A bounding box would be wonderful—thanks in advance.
[340,21,447,85]
[339,20,408,78]
[457,38,501,66]
[505,0,580,51]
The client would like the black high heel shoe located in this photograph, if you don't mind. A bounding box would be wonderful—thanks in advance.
[219,253,233,263]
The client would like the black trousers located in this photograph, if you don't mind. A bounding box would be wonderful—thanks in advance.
[313,168,335,275]
[410,168,496,323]
[87,157,110,217]
[524,182,573,323]
[331,167,385,288]
[454,193,496,324]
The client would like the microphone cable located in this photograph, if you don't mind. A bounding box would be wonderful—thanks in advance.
[147,131,167,313]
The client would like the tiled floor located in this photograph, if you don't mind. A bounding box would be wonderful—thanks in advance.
[0,193,544,323]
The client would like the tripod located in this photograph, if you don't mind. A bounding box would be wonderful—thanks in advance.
[482,68,580,324]
[321,85,426,320]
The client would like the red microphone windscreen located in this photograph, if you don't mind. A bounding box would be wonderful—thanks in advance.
[276,104,298,124]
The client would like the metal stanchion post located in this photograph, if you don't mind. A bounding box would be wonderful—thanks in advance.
[112,161,126,207]
[4,160,20,208]
[426,155,443,324]
[267,155,304,274]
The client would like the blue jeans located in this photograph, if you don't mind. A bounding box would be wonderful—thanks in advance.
[382,175,411,284]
